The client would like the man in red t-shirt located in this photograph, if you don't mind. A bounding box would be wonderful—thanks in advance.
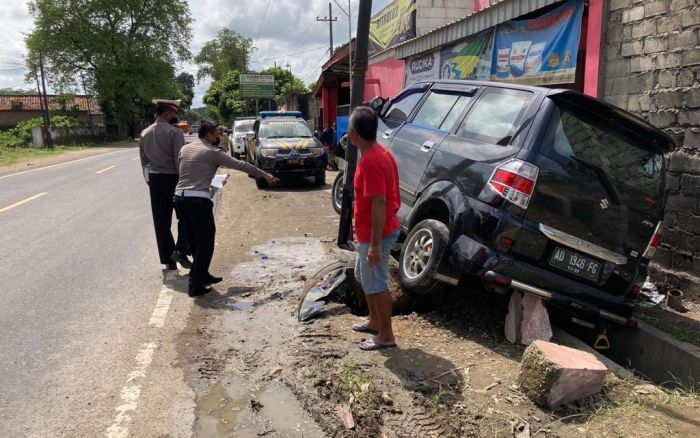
[349,107,401,351]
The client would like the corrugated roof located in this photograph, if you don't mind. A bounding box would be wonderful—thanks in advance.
[0,95,101,114]
[393,0,563,59]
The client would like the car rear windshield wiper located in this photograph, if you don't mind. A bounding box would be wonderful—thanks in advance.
[570,156,622,205]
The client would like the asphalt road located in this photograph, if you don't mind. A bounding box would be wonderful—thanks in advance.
[0,147,196,437]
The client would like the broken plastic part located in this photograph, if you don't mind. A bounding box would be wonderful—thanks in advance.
[297,260,355,321]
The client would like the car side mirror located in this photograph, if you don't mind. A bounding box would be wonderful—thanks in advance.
[369,96,387,114]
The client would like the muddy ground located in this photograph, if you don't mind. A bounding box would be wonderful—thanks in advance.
[176,170,700,437]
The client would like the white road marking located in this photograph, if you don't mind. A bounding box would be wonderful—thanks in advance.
[0,148,133,180]
[148,285,174,328]
[0,192,48,214]
[96,165,117,174]
[131,156,140,161]
[105,342,157,438]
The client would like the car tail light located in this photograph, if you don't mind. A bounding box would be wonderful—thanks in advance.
[488,159,539,209]
[642,221,663,258]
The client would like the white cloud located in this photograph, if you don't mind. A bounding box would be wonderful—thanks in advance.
[0,0,394,105]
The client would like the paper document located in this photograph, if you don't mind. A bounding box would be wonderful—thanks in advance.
[211,173,229,189]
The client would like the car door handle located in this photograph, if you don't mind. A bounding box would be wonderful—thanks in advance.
[421,140,435,152]
[382,129,393,139]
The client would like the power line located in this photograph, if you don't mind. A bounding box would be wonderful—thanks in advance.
[300,48,331,82]
[252,45,327,64]
[255,0,273,42]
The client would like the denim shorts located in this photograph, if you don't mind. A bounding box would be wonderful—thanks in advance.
[354,229,400,294]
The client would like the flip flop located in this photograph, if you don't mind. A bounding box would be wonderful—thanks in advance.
[358,338,397,351]
[351,322,379,335]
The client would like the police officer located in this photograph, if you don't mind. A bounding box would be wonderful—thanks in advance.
[175,122,278,296]
[139,99,192,270]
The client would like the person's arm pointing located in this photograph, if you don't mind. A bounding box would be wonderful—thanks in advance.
[214,150,279,184]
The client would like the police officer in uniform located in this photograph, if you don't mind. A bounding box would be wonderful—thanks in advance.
[175,122,278,296]
[139,99,192,270]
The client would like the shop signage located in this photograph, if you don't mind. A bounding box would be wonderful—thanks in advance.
[439,30,494,81]
[405,50,439,85]
[239,74,275,98]
[490,0,584,85]
[369,0,416,56]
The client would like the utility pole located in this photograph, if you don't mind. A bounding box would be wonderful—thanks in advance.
[316,3,338,57]
[79,72,94,129]
[337,0,371,248]
[33,65,49,147]
[38,51,53,148]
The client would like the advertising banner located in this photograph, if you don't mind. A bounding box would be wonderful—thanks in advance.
[369,0,416,56]
[490,0,584,85]
[439,30,494,81]
[404,50,440,85]
[239,74,275,98]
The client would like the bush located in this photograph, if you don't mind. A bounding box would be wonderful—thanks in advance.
[0,115,86,148]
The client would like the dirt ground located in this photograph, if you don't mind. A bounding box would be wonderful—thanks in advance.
[176,170,700,437]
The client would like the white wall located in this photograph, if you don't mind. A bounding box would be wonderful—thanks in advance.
[415,0,476,35]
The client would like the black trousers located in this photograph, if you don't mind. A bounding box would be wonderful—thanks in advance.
[174,196,215,286]
[148,173,189,265]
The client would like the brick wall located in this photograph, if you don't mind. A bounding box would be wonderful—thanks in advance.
[415,0,475,35]
[600,0,700,281]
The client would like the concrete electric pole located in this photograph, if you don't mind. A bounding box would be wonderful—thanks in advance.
[316,3,338,57]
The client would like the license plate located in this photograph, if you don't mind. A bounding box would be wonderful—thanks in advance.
[287,158,304,165]
[548,247,602,281]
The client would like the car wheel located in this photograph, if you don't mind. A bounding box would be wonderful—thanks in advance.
[315,170,326,186]
[332,171,344,214]
[399,219,449,294]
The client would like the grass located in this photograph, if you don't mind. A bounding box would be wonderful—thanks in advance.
[0,141,135,167]
[339,363,370,400]
[641,315,700,347]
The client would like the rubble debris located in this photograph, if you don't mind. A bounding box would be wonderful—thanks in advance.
[505,292,552,345]
[518,340,607,408]
[335,403,355,429]
[250,399,264,412]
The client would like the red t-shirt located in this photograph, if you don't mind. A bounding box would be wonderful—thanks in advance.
[353,144,401,243]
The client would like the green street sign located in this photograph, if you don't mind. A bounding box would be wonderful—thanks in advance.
[240,74,275,98]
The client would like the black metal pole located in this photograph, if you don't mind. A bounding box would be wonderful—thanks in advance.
[39,51,53,148]
[337,0,371,249]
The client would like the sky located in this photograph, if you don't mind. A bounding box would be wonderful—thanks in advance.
[0,0,393,107]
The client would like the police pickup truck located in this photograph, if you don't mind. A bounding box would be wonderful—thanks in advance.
[245,111,327,189]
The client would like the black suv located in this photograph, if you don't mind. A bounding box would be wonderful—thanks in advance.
[246,111,327,188]
[369,80,673,326]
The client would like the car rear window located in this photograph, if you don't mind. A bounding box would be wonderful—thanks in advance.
[235,120,254,132]
[541,101,664,204]
[411,90,472,132]
[456,89,532,145]
[259,119,312,138]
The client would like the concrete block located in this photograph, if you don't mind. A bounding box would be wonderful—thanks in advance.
[657,15,682,34]
[504,292,523,344]
[657,52,684,69]
[645,1,669,18]
[670,30,698,50]
[688,89,700,108]
[611,0,632,10]
[681,174,700,196]
[677,211,700,233]
[655,90,684,108]
[632,20,657,38]
[667,174,682,192]
[640,94,653,111]
[658,70,677,88]
[628,94,642,112]
[644,36,669,54]
[684,129,700,148]
[604,59,630,78]
[671,0,695,10]
[684,49,700,66]
[520,295,552,346]
[662,228,694,249]
[518,340,608,408]
[648,110,677,128]
[681,8,700,28]
[669,152,700,173]
[678,109,700,125]
[623,5,645,23]
[677,68,695,87]
[621,40,643,57]
[630,55,655,72]
[666,194,698,212]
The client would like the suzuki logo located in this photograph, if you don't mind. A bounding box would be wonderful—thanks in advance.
[600,199,609,209]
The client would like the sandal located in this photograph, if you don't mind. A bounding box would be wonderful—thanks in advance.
[358,338,397,351]
[351,322,379,335]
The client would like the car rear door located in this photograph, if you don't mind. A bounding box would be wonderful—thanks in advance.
[388,84,478,206]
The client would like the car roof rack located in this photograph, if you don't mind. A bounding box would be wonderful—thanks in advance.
[259,110,303,118]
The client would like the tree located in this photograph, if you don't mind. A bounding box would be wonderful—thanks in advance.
[25,0,192,138]
[259,66,307,107]
[0,88,36,95]
[175,72,195,110]
[194,29,254,82]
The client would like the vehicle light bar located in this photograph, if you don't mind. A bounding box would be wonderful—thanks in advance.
[642,221,663,259]
[488,159,539,209]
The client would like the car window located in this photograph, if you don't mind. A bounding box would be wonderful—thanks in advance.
[411,91,473,132]
[235,120,254,132]
[456,89,532,145]
[384,88,426,121]
[259,119,313,138]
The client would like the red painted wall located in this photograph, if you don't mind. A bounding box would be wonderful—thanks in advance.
[583,0,602,97]
[321,86,338,129]
[364,57,406,101]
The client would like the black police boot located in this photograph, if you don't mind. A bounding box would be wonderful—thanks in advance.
[171,251,193,269]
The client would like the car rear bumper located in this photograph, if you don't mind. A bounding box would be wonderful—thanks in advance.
[446,233,634,324]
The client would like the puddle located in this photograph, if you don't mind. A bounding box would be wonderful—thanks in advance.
[195,374,324,437]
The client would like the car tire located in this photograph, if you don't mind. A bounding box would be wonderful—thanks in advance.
[332,171,344,214]
[398,219,449,295]
[314,170,326,186]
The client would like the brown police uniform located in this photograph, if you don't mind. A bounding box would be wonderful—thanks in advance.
[174,139,266,291]
[139,100,190,266]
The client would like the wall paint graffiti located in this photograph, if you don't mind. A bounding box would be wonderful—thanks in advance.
[490,0,584,85]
